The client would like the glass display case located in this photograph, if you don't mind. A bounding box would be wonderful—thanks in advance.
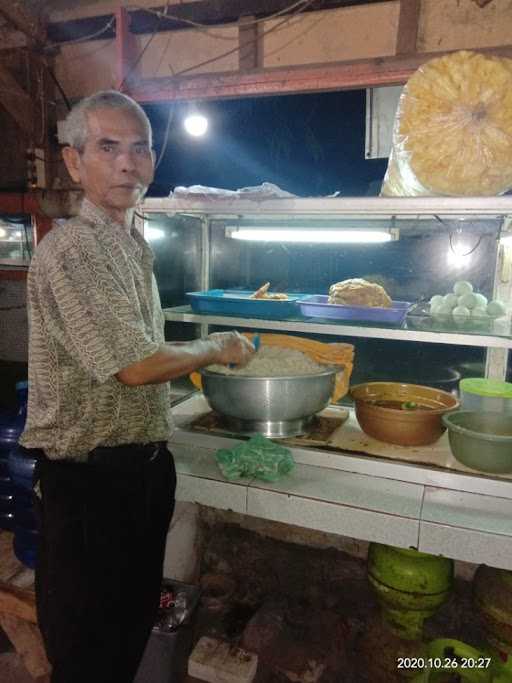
[141,195,512,389]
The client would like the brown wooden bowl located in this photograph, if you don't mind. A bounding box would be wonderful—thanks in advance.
[350,382,460,446]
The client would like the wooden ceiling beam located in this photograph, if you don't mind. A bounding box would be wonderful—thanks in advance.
[0,62,34,134]
[47,0,390,42]
[0,1,45,46]
[0,191,80,218]
[128,44,512,103]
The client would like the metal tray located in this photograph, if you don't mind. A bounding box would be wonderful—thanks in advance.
[297,295,411,325]
[187,289,303,319]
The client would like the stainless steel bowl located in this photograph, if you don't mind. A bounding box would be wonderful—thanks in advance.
[199,367,338,437]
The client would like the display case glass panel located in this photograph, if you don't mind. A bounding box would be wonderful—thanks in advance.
[0,217,34,267]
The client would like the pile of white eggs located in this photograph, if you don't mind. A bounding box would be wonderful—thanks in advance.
[429,281,506,323]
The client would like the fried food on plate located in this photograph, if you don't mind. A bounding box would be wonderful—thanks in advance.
[250,282,288,300]
[328,278,392,308]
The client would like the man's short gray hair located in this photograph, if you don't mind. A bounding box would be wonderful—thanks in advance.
[59,90,153,150]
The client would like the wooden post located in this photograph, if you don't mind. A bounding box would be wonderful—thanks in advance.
[239,15,261,71]
[115,6,137,91]
[396,0,421,56]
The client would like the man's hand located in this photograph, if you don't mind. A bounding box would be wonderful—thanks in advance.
[116,331,255,386]
[208,331,255,367]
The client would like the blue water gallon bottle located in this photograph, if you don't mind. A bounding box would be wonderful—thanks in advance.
[0,380,29,530]
[7,381,38,568]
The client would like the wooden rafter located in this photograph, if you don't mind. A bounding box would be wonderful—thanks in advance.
[128,44,512,103]
[0,61,34,134]
[0,0,45,46]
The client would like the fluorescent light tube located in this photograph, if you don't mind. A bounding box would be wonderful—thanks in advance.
[228,228,395,243]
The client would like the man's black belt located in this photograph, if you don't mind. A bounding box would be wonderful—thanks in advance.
[26,441,168,470]
[87,441,167,468]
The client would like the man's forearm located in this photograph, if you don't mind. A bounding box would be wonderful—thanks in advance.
[116,340,217,386]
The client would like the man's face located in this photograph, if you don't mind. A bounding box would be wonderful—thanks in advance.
[63,107,155,216]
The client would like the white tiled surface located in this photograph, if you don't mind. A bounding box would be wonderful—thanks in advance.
[247,488,420,547]
[170,431,512,566]
[248,463,424,519]
[172,447,422,547]
[173,444,249,514]
[422,487,512,536]
[172,443,251,484]
[419,522,512,570]
[176,474,247,514]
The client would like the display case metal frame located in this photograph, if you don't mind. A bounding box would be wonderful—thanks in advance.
[142,195,512,380]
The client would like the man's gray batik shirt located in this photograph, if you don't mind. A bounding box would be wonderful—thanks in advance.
[20,199,173,461]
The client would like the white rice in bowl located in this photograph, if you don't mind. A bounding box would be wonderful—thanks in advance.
[206,345,325,377]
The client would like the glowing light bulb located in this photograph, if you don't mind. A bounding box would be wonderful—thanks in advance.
[447,244,472,269]
[184,114,208,137]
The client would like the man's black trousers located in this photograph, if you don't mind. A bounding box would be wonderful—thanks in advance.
[30,443,176,683]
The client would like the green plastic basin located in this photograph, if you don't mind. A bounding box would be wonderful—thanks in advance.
[443,411,512,474]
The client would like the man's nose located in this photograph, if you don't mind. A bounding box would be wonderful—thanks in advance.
[116,149,137,172]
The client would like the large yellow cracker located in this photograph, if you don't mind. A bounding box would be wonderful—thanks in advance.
[382,50,512,196]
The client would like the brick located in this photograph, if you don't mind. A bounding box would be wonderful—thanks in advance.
[241,601,285,655]
[188,637,258,683]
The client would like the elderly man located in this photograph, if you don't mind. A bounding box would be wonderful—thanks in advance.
[19,90,254,683]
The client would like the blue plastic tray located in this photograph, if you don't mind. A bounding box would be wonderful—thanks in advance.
[187,289,303,319]
[298,295,411,325]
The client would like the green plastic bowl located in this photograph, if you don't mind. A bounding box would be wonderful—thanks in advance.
[443,411,512,473]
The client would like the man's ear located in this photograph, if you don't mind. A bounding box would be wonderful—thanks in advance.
[62,146,82,183]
